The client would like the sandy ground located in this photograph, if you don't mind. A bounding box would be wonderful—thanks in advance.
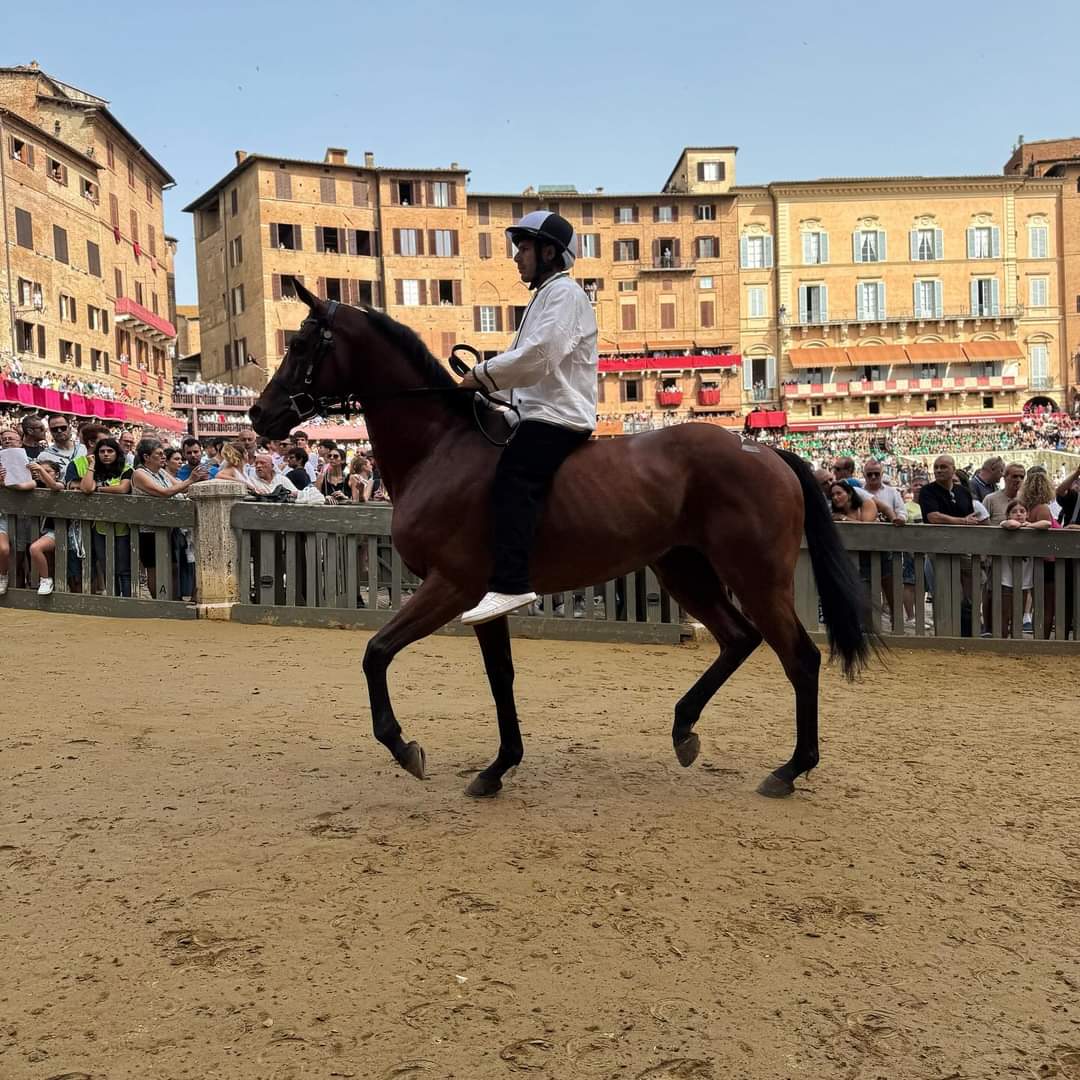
[1,610,1078,1080]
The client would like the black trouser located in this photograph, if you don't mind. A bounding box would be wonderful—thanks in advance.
[489,420,591,594]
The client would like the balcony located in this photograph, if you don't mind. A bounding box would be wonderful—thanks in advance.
[114,297,177,342]
[697,387,722,406]
[782,373,1027,401]
[657,390,684,406]
[791,307,1022,333]
[173,392,253,410]
[640,257,695,273]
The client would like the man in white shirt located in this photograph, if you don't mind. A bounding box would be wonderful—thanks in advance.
[459,211,597,625]
[862,459,907,523]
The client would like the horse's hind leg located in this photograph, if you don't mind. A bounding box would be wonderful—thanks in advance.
[726,579,821,798]
[466,615,521,799]
[652,548,762,768]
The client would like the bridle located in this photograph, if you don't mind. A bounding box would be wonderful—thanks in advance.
[282,302,518,446]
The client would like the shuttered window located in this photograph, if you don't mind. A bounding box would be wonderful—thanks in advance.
[320,176,336,203]
[970,277,1000,317]
[15,207,33,248]
[966,226,1000,259]
[660,302,676,329]
[699,300,715,328]
[581,202,594,225]
[275,171,292,199]
[110,193,120,229]
[747,286,765,318]
[696,235,719,259]
[797,284,827,323]
[478,233,492,259]
[1029,277,1049,308]
[53,225,69,264]
[352,180,369,206]
[910,228,943,261]
[579,234,600,258]
[87,240,101,277]
[697,161,724,181]
[620,304,637,331]
[855,281,886,320]
[740,235,773,268]
[913,280,943,318]
[802,231,828,265]
[1029,225,1048,259]
[477,200,490,224]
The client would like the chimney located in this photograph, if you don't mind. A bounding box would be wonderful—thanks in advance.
[29,60,40,70]
[364,150,375,167]
[450,161,459,170]
[325,147,348,165]
[235,150,248,166]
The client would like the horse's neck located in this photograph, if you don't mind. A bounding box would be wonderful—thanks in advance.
[363,403,467,498]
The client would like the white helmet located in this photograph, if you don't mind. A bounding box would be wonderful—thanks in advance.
[506,211,576,270]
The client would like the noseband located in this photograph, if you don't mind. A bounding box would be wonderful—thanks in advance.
[286,300,345,422]
[282,302,519,446]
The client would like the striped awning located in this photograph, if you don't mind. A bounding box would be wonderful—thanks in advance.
[845,345,907,365]
[905,342,965,363]
[787,346,852,368]
[961,340,1024,361]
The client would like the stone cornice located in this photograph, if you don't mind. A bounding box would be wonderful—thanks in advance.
[768,175,1064,198]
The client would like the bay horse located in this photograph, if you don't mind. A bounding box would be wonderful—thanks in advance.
[250,282,874,799]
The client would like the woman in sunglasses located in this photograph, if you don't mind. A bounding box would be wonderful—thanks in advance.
[316,445,349,503]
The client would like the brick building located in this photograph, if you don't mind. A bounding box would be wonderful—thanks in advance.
[0,63,177,411]
[185,140,1080,433]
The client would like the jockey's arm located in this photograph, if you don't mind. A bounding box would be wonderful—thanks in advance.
[475,299,576,393]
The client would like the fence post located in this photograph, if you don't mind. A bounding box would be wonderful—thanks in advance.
[190,479,248,619]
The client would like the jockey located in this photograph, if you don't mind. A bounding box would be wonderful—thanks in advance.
[459,211,598,625]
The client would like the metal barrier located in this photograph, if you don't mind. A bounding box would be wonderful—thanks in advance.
[798,522,1080,651]
[0,489,196,618]
[230,502,684,644]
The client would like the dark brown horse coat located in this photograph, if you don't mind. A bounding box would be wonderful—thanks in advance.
[251,287,873,799]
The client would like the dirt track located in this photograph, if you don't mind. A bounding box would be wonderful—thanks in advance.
[1,609,1078,1080]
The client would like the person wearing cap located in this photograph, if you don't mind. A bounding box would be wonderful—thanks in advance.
[458,211,597,625]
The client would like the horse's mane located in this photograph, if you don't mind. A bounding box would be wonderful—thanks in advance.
[361,306,474,418]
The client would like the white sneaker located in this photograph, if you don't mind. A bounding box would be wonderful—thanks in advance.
[0,574,7,596]
[461,591,537,625]
[37,577,54,596]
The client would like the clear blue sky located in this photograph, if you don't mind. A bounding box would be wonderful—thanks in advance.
[8,0,1079,306]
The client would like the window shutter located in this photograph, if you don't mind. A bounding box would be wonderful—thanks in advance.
[990,277,1000,315]
[699,300,714,328]
[272,274,282,300]
[802,233,811,264]
[933,281,943,318]
[673,239,681,259]
[819,232,829,263]
[671,205,679,222]
[346,230,357,256]
[877,230,886,261]
[416,230,425,255]
[934,229,943,260]
[877,282,886,318]
[613,205,620,222]
[316,277,325,298]
[743,359,754,391]
[418,280,427,306]
[293,224,302,251]
[820,285,828,322]
[110,193,119,228]
[766,356,777,389]
[763,236,773,267]
[277,329,285,354]
[269,223,279,248]
[632,206,639,223]
[594,236,602,259]
[506,305,516,330]
[338,227,347,253]
[909,230,918,261]
[582,202,593,225]
[652,206,660,223]
[506,233,513,257]
[102,310,108,333]
[315,228,324,253]
[452,281,461,305]
[372,282,381,307]
[991,227,1001,259]
[970,279,979,314]
[396,280,405,306]
[427,229,436,256]
[448,181,458,206]
[393,228,401,255]
[652,239,660,262]
[390,182,400,205]
[697,163,705,181]
[479,233,490,258]
[495,307,504,332]
[856,284,865,321]
[966,228,975,259]
[798,285,809,324]
[451,230,459,256]
[855,232,864,263]
[353,180,367,206]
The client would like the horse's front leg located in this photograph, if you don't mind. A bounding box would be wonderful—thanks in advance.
[466,616,521,798]
[363,572,470,779]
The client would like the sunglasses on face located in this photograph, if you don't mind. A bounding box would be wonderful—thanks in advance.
[50,425,69,433]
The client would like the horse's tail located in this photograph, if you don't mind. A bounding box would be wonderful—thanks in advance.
[774,448,877,679]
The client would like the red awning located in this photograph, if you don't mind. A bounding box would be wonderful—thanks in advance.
[961,340,1024,361]
[291,422,369,442]
[747,410,787,429]
[905,342,965,363]
[787,346,852,368]
[599,354,741,373]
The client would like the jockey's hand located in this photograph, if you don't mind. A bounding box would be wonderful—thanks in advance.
[458,370,482,391]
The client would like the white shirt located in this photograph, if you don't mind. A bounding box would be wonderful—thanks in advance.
[475,272,597,431]
[864,483,907,522]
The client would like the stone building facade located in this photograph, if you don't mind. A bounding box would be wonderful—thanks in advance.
[186,140,1080,430]
[0,63,177,409]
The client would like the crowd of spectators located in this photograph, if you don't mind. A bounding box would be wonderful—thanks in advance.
[1,361,174,415]
[0,415,389,603]
[815,451,1080,638]
[173,380,258,399]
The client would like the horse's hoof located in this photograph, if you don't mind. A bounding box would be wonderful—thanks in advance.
[756,772,795,799]
[399,741,426,780]
[674,733,700,768]
[465,773,502,799]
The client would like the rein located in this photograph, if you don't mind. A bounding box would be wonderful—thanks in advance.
[286,304,518,448]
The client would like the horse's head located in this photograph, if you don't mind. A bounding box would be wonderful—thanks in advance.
[249,278,357,438]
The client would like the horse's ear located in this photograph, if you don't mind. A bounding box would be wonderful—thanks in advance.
[291,276,318,309]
